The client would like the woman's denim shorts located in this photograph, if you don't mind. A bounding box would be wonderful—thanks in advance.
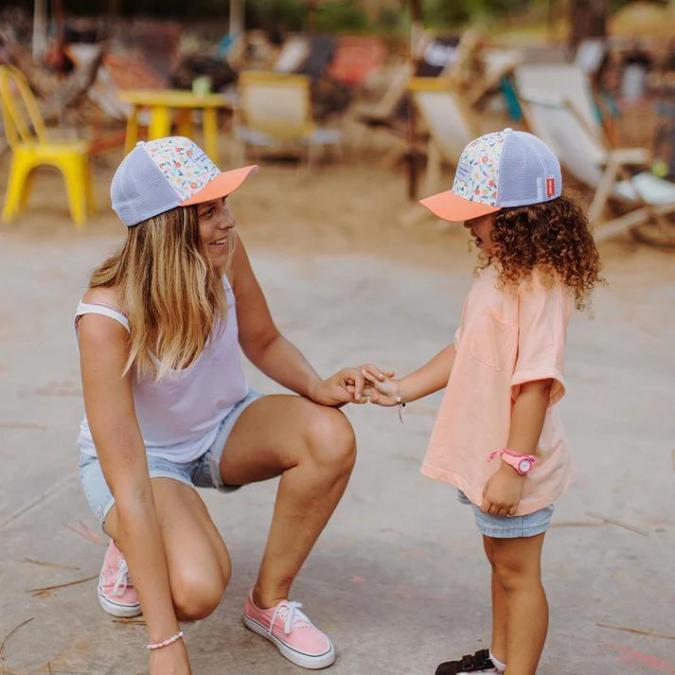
[458,490,554,539]
[79,390,262,528]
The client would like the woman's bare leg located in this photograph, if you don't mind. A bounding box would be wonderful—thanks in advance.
[105,477,231,620]
[218,395,356,607]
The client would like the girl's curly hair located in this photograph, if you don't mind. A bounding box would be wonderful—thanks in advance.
[481,194,603,310]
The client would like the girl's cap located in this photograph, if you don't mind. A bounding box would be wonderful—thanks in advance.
[111,136,258,227]
[420,129,562,222]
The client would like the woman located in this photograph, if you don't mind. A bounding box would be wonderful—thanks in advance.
[76,137,367,673]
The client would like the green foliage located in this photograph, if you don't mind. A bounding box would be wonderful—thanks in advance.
[422,0,548,27]
[247,0,306,31]
[314,2,371,32]
[53,0,675,27]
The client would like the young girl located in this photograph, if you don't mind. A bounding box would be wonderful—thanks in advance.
[362,130,602,675]
[76,137,369,674]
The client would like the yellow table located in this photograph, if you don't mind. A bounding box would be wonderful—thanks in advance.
[120,89,233,162]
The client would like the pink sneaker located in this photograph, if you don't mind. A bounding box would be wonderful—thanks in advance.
[97,540,141,618]
[243,591,336,669]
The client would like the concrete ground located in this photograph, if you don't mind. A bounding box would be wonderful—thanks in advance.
[1,162,674,675]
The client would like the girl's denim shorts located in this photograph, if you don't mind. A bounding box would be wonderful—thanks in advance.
[458,490,554,539]
[79,390,262,528]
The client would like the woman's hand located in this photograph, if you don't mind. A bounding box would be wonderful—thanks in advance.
[481,462,525,516]
[149,639,191,675]
[361,365,400,407]
[309,367,368,407]
[310,365,396,407]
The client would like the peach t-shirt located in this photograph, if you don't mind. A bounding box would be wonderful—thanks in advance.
[422,265,574,515]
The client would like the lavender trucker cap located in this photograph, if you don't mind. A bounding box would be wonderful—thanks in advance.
[111,137,257,227]
[420,128,563,222]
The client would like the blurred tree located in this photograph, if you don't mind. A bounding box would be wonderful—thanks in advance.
[568,0,608,49]
[314,2,370,32]
[246,0,305,32]
[422,0,534,27]
[27,0,671,30]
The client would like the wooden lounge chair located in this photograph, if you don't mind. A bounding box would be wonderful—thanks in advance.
[469,48,523,108]
[519,92,675,243]
[515,63,610,145]
[274,36,311,73]
[236,70,340,165]
[408,76,478,195]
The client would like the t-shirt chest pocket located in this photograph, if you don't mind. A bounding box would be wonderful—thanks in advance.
[469,308,517,371]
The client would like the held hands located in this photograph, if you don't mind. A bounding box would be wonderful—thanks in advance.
[309,366,393,407]
[359,364,400,406]
[480,461,525,516]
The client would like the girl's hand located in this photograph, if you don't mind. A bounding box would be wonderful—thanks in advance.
[310,365,393,406]
[481,462,525,516]
[361,365,399,407]
[149,639,191,675]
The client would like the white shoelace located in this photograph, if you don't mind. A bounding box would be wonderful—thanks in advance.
[269,601,311,636]
[112,558,130,597]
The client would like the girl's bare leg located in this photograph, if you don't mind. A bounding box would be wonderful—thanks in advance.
[489,533,548,675]
[483,536,508,665]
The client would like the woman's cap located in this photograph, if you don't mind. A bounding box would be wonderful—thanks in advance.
[111,136,258,227]
[420,129,562,222]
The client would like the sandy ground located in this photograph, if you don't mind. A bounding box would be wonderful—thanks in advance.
[1,151,674,675]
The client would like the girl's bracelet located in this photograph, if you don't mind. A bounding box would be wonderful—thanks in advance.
[394,382,406,424]
[146,630,184,651]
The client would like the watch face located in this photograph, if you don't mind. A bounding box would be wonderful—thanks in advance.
[518,459,532,473]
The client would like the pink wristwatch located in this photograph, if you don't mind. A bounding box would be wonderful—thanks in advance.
[489,448,536,476]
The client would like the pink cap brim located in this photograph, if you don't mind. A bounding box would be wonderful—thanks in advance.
[420,190,500,222]
[180,165,258,206]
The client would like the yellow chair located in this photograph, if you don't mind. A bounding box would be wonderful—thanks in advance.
[0,65,95,227]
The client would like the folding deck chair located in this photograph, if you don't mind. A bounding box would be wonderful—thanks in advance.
[470,48,523,108]
[408,76,478,195]
[515,63,610,145]
[274,36,311,73]
[236,71,340,166]
[519,92,675,242]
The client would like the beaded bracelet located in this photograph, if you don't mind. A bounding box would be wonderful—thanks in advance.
[146,630,184,651]
[394,382,406,424]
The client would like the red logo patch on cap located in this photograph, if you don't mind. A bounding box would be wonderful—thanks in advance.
[546,177,556,197]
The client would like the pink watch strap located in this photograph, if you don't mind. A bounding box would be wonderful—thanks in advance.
[488,448,536,468]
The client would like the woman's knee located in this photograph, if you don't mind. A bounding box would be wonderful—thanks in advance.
[304,405,356,470]
[172,571,228,621]
[171,554,230,621]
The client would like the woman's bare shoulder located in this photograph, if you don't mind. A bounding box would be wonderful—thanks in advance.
[81,286,124,311]
[77,286,129,343]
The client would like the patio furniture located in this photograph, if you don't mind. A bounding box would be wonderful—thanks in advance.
[236,71,340,165]
[119,89,233,163]
[515,62,611,145]
[0,65,95,227]
[409,76,478,194]
[519,92,675,243]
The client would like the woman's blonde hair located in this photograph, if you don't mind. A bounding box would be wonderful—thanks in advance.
[89,205,233,379]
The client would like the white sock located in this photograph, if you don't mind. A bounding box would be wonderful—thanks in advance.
[489,650,506,673]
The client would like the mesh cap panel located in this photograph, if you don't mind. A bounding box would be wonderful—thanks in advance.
[497,131,561,207]
[111,145,182,227]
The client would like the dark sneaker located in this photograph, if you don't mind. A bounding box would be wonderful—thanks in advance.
[436,649,500,675]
